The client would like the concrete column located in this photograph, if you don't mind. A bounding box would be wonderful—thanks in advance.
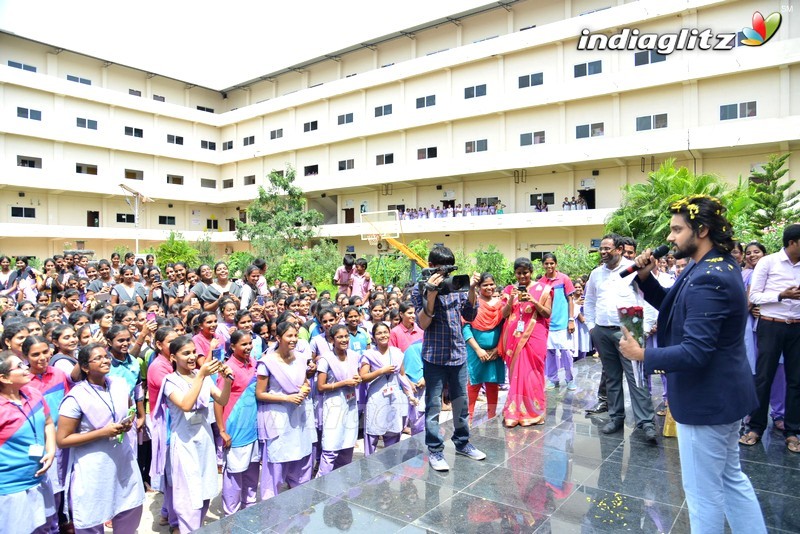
[46,53,58,76]
[612,94,620,137]
[496,56,505,97]
[779,65,790,118]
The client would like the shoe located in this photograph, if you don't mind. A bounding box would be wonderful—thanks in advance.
[565,380,577,391]
[586,401,608,414]
[456,443,487,461]
[499,384,509,391]
[428,451,450,471]
[643,425,658,443]
[545,380,557,391]
[601,420,623,434]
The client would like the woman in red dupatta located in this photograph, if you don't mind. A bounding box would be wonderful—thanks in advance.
[499,258,551,427]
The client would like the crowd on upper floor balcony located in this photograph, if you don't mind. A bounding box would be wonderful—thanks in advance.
[399,202,505,220]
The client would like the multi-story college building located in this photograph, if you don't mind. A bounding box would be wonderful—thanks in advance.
[1,0,798,261]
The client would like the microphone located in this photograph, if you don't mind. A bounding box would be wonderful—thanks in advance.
[621,245,671,276]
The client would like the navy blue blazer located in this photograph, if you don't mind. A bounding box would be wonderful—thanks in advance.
[639,249,757,425]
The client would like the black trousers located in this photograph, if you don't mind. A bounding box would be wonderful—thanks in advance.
[749,319,800,436]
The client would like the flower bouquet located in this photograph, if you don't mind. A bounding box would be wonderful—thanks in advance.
[618,305,646,387]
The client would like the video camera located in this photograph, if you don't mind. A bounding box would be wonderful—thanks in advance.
[419,265,470,295]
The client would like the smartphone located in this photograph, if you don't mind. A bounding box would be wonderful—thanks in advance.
[119,413,136,426]
[96,293,111,302]
[517,284,527,292]
[256,295,265,305]
[146,312,157,323]
[191,297,199,306]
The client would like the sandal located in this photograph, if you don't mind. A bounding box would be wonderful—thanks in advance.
[739,431,761,446]
[787,436,800,454]
[503,419,519,428]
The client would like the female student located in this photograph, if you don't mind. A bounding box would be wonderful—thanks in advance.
[215,330,260,516]
[0,350,57,534]
[24,336,70,533]
[56,343,145,532]
[315,324,361,476]
[359,322,411,456]
[151,336,232,533]
[255,322,316,499]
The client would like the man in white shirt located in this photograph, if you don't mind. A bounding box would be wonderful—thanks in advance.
[743,223,800,453]
[585,233,657,442]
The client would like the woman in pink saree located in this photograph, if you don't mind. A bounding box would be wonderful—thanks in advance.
[499,257,552,427]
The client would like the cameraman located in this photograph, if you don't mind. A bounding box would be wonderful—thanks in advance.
[411,245,486,471]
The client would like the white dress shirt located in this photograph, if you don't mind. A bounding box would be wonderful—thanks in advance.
[749,248,800,320]
[584,257,655,331]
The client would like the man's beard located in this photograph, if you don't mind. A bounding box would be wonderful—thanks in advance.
[673,239,697,260]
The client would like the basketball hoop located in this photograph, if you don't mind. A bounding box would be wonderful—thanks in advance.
[367,234,380,246]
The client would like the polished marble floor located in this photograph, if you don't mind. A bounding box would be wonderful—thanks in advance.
[199,357,799,534]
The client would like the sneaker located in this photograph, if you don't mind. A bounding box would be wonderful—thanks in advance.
[545,380,557,391]
[428,451,450,471]
[456,443,487,461]
[566,380,577,391]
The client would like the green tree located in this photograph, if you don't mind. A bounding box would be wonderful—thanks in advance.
[153,231,198,269]
[747,154,798,237]
[266,240,340,291]
[236,166,323,261]
[369,239,431,287]
[551,244,600,279]
[226,251,255,278]
[193,232,217,267]
[472,245,514,286]
[605,159,749,249]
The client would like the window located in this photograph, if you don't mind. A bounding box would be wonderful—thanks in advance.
[337,113,354,125]
[338,159,355,171]
[375,104,392,117]
[11,207,36,219]
[116,213,135,223]
[634,50,666,66]
[128,89,142,97]
[465,139,488,153]
[158,216,176,226]
[244,175,256,186]
[76,117,98,130]
[167,134,184,145]
[197,105,214,113]
[124,169,143,181]
[416,95,436,108]
[576,122,604,138]
[124,126,143,138]
[376,153,394,165]
[222,140,233,150]
[574,60,602,78]
[67,74,91,85]
[464,84,487,99]
[304,165,319,176]
[222,179,234,189]
[270,128,283,140]
[636,113,668,131]
[153,94,166,102]
[303,121,318,132]
[200,140,216,150]
[476,196,500,207]
[417,147,438,160]
[8,60,36,72]
[17,107,42,121]
[518,72,544,88]
[529,193,555,206]
[520,131,546,145]
[17,156,42,168]
[243,135,255,146]
[207,219,219,230]
[166,174,184,185]
[76,163,98,175]
[720,101,757,120]
[200,178,217,189]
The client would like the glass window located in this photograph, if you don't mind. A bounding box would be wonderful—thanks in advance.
[576,124,590,139]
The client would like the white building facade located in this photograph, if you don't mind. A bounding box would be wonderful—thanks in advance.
[1,0,798,261]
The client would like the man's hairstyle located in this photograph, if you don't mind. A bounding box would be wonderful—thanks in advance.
[428,245,455,266]
[783,224,800,248]
[621,236,637,251]
[669,195,735,253]
[354,258,368,268]
[601,233,625,249]
[342,255,355,268]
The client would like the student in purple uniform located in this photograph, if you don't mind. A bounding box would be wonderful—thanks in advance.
[57,343,145,533]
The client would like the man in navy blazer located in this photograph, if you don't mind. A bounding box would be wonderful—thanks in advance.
[619,195,765,533]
